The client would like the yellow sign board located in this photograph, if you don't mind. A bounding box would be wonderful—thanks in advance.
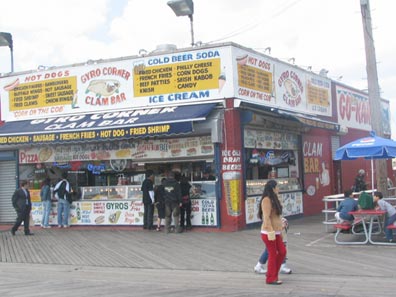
[237,64,272,94]
[8,77,77,111]
[133,58,221,97]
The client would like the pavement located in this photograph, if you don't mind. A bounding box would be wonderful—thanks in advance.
[0,215,395,297]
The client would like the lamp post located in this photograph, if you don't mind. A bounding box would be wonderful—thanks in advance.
[0,32,14,72]
[167,0,195,46]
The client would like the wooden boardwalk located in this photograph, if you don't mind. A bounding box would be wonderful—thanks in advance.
[0,215,395,297]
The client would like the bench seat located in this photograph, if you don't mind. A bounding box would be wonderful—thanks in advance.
[334,219,367,245]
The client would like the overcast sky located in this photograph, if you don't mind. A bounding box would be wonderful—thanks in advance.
[0,0,395,136]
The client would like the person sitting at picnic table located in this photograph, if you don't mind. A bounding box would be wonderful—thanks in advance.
[373,191,396,243]
[335,189,359,224]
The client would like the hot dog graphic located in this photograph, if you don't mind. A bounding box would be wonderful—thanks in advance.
[3,78,20,91]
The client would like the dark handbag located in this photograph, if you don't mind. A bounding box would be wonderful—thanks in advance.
[66,192,73,204]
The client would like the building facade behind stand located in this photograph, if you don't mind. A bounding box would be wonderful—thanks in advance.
[0,42,392,230]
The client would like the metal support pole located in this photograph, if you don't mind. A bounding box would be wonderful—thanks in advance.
[10,46,14,72]
[360,0,387,193]
[189,14,194,46]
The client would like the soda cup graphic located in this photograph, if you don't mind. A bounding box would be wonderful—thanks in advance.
[222,171,241,216]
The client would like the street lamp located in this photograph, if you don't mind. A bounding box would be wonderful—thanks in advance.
[0,32,14,72]
[167,0,195,46]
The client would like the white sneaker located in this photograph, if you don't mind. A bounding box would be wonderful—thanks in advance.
[280,264,292,274]
[254,263,267,274]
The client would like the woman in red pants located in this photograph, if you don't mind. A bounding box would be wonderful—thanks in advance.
[257,179,286,285]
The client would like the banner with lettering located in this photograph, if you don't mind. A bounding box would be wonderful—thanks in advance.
[336,84,371,131]
[18,135,214,164]
[302,134,332,197]
[0,47,233,122]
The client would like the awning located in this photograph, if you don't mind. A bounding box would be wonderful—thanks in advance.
[276,110,340,132]
[238,101,340,132]
[0,103,216,145]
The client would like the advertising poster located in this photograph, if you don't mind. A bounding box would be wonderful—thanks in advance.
[233,48,276,106]
[18,135,214,163]
[31,198,217,226]
[336,85,371,131]
[0,47,233,122]
[274,63,307,113]
[302,134,331,198]
[305,74,331,116]
[245,192,303,224]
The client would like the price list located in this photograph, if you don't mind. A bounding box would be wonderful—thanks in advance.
[9,77,77,111]
[237,64,272,94]
[133,58,221,97]
[307,84,329,106]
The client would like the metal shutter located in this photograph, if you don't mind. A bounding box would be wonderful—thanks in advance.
[0,160,18,223]
[331,136,340,160]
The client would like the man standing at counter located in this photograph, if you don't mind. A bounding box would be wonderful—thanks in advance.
[141,170,155,230]
[163,171,182,233]
[54,172,71,228]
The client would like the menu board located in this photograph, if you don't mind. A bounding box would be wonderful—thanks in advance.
[305,75,331,115]
[0,47,233,122]
[133,59,221,97]
[19,135,214,164]
[244,128,299,150]
[237,64,272,94]
[233,48,275,105]
[8,77,77,111]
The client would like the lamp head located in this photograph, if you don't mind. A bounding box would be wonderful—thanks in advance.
[0,32,13,49]
[167,0,194,16]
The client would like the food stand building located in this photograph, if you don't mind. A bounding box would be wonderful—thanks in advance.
[0,42,392,231]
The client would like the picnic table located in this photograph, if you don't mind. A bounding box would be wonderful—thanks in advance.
[334,209,396,245]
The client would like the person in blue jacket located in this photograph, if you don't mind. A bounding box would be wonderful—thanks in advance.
[335,189,358,223]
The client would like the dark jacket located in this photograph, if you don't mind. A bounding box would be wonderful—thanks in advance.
[163,178,182,204]
[354,175,367,192]
[180,179,191,203]
[154,184,165,206]
[12,187,31,211]
[141,177,154,204]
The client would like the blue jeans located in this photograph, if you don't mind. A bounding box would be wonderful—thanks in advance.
[57,199,70,226]
[385,213,396,240]
[259,244,287,265]
[41,200,52,226]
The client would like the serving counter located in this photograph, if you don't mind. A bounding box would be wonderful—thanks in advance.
[31,182,218,227]
[245,178,303,224]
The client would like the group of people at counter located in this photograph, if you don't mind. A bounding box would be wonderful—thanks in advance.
[11,172,73,236]
[141,169,214,233]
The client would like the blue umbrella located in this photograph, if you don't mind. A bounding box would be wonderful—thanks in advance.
[334,131,396,192]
